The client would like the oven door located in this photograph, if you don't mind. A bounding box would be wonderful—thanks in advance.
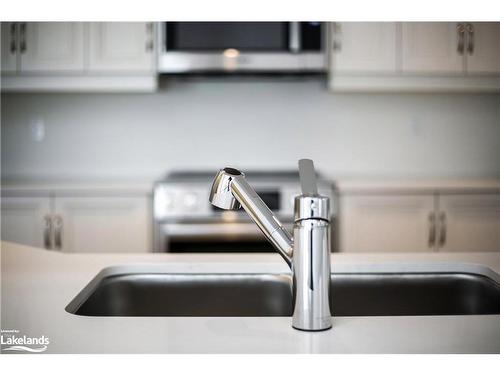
[157,22,326,73]
[155,221,294,253]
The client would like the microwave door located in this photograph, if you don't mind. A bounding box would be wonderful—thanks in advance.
[165,22,290,52]
[158,22,326,73]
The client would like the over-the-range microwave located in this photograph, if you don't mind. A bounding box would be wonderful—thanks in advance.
[157,22,327,73]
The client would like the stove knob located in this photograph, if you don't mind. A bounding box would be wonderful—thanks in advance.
[164,193,173,209]
[183,193,198,209]
[155,190,174,217]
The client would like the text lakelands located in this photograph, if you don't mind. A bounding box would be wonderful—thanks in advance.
[1,335,50,345]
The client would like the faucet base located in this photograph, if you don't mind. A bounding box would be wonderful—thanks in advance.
[292,324,333,332]
[292,312,333,332]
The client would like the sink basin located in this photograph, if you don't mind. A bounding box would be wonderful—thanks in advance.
[67,271,500,317]
[70,274,292,317]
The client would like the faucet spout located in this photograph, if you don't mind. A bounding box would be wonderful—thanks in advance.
[209,167,293,267]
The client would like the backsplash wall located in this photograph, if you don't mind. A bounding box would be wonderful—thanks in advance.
[2,78,500,181]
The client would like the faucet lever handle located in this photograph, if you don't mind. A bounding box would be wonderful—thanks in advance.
[298,159,318,196]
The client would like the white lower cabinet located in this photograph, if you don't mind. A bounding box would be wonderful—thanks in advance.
[339,192,500,252]
[1,196,52,248]
[339,194,436,252]
[437,194,500,252]
[1,193,151,252]
[3,189,498,253]
[54,196,151,253]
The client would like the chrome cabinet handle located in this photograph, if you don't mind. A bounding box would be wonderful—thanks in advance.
[9,23,17,53]
[145,22,154,52]
[19,22,26,53]
[438,212,447,248]
[457,23,465,55]
[43,215,52,249]
[428,212,436,248]
[466,23,474,55]
[53,215,63,250]
[289,22,301,53]
[332,23,342,51]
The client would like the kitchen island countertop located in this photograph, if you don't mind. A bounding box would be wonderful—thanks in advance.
[1,241,499,354]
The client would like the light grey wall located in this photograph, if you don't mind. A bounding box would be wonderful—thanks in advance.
[2,77,500,182]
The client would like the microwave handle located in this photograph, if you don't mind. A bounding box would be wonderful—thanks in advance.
[289,22,301,53]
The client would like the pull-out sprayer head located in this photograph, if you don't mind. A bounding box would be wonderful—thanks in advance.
[209,167,243,210]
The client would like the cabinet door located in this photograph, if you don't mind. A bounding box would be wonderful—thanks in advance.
[339,194,436,252]
[466,22,500,74]
[88,22,155,72]
[1,22,18,73]
[20,22,84,72]
[438,194,500,252]
[330,22,397,73]
[1,197,51,248]
[54,196,151,253]
[402,22,464,73]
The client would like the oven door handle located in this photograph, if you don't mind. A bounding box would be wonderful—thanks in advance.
[160,222,293,240]
[289,22,301,53]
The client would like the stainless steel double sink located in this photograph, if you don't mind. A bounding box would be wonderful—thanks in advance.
[66,266,500,317]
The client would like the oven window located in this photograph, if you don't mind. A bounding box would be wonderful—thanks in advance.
[212,191,280,211]
[257,192,281,210]
[301,22,323,51]
[169,240,277,253]
[166,22,289,51]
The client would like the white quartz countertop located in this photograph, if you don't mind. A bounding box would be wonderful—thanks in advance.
[332,178,500,193]
[2,177,499,195]
[1,242,499,353]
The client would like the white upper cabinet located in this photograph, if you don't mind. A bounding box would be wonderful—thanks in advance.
[20,22,84,72]
[437,194,500,252]
[1,197,52,249]
[54,196,151,253]
[466,22,500,74]
[330,22,397,73]
[1,23,17,73]
[401,22,464,73]
[328,22,500,92]
[88,22,155,72]
[1,22,157,92]
[339,194,436,252]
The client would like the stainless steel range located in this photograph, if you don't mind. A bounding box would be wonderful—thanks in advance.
[153,170,335,252]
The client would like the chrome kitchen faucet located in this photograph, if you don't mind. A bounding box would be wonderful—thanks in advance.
[209,159,332,331]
